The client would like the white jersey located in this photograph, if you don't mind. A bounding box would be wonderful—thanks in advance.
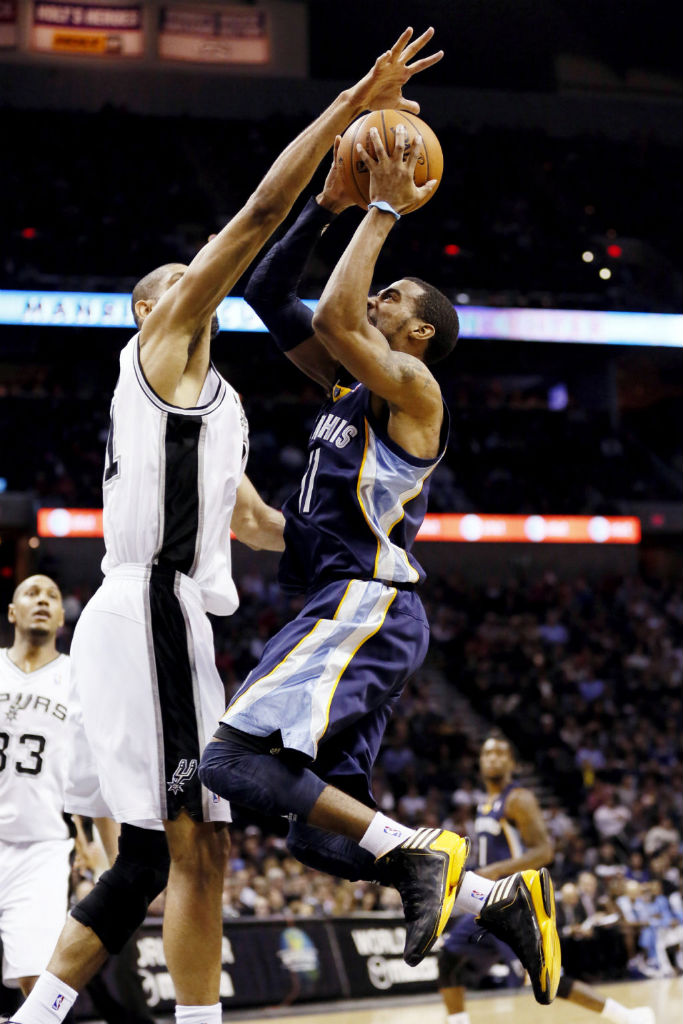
[0,650,72,843]
[102,335,249,615]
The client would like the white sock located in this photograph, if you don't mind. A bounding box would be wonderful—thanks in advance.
[175,1004,222,1024]
[601,998,631,1024]
[358,812,416,859]
[447,1013,471,1024]
[11,971,78,1023]
[454,870,495,914]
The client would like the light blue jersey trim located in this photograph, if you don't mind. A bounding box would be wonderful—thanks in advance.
[357,421,439,584]
[222,580,396,757]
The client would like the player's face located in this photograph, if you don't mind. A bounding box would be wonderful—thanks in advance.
[480,739,514,782]
[8,575,64,639]
[367,279,425,351]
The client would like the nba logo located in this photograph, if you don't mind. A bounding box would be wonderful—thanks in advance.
[52,994,65,1010]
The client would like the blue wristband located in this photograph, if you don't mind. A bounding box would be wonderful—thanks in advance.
[367,200,401,221]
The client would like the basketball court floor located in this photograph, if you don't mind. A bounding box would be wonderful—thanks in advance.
[174,978,680,1024]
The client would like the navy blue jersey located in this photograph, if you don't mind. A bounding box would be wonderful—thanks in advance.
[278,382,449,594]
[473,783,525,868]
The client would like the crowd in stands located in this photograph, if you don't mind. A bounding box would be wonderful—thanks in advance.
[1,108,681,313]
[1,360,680,516]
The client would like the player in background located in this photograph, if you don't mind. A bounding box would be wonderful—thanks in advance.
[0,576,116,1000]
[438,737,656,1024]
[11,28,446,1024]
[199,126,560,1004]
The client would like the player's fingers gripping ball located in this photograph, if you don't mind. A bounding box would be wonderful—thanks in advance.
[337,109,443,212]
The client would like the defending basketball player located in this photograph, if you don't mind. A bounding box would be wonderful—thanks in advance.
[10,27,446,1024]
[0,577,117,1002]
[438,737,656,1024]
[199,126,561,1003]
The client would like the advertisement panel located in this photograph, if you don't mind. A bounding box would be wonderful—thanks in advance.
[30,2,144,57]
[332,919,440,997]
[1,289,681,346]
[0,1,17,48]
[158,4,269,64]
[72,916,434,1017]
[127,919,342,1013]
[37,508,642,545]
[416,513,642,545]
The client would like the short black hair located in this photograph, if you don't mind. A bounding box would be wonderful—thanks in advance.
[405,277,459,364]
[131,263,182,327]
[481,733,517,762]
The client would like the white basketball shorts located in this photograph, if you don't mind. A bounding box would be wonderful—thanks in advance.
[0,837,72,986]
[69,564,230,828]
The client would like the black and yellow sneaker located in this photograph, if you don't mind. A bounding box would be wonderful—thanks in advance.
[477,867,561,1004]
[377,827,470,967]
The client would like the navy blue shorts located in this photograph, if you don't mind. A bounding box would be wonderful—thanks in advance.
[221,578,429,802]
[443,912,522,985]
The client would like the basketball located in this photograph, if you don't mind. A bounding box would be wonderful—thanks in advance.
[337,109,443,212]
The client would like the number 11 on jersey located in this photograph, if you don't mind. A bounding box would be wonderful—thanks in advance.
[299,447,320,515]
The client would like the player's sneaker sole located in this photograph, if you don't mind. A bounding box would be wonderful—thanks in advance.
[377,827,470,967]
[477,867,560,1004]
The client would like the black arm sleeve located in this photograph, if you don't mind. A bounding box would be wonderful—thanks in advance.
[244,196,336,352]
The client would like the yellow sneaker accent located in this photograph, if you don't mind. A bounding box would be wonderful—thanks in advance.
[429,831,470,943]
[378,826,470,967]
[521,868,561,1002]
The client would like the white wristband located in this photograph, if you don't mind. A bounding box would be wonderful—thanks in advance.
[367,200,401,220]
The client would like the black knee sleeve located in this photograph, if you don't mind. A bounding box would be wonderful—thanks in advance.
[200,727,325,820]
[557,974,574,1000]
[71,824,170,954]
[438,948,471,989]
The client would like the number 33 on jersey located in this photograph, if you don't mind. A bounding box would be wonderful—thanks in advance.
[0,649,72,843]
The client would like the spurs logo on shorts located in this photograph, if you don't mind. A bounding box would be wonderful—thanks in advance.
[167,758,198,795]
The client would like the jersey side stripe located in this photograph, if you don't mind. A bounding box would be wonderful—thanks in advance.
[500,818,523,859]
[159,413,203,574]
[222,582,397,758]
[142,568,168,820]
[313,582,397,748]
[224,580,371,720]
[148,567,203,820]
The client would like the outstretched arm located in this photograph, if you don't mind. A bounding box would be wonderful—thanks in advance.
[244,137,357,390]
[140,29,443,400]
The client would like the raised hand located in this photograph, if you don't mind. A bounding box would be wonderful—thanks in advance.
[358,124,438,213]
[348,27,443,115]
[317,135,356,214]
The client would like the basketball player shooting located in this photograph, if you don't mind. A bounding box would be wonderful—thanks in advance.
[10,27,446,1024]
[199,124,561,1003]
